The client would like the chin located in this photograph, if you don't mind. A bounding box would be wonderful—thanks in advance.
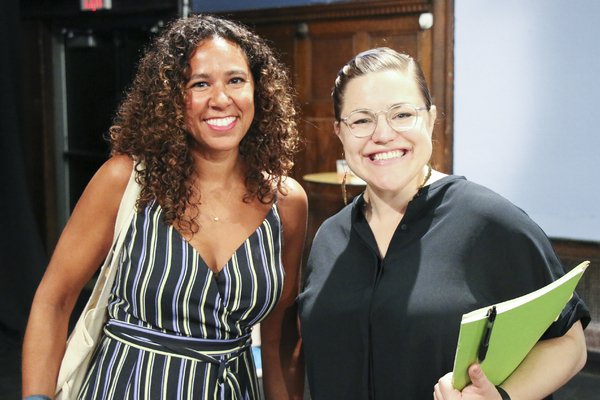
[372,176,412,192]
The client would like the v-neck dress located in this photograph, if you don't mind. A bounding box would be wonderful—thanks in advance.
[77,200,284,400]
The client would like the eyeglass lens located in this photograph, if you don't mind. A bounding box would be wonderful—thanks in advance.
[345,104,419,137]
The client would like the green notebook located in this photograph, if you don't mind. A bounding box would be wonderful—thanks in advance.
[452,260,589,390]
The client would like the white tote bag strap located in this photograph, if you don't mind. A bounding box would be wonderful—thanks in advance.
[95,163,142,311]
[114,164,142,238]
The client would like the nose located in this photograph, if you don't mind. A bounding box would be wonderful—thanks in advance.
[209,84,231,108]
[370,112,396,144]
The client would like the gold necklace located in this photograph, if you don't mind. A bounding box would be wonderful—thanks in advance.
[203,184,236,222]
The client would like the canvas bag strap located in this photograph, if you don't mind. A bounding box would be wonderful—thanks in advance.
[94,162,142,309]
[114,163,142,238]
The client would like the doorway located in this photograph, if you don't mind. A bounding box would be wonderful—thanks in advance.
[52,25,158,228]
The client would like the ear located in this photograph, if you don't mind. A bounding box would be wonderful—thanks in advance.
[334,120,343,141]
[426,105,437,137]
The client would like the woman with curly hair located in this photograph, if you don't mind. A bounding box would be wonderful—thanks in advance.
[22,15,307,400]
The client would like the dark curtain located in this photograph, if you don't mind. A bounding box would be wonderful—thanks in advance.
[0,0,47,339]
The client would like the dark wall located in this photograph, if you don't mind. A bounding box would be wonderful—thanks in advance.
[1,0,178,339]
[0,0,47,336]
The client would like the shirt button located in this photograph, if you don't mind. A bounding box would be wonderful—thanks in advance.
[400,224,408,231]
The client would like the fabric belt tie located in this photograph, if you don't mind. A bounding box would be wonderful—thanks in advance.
[105,320,252,400]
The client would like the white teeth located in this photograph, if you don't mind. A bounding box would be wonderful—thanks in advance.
[372,150,405,161]
[206,116,236,127]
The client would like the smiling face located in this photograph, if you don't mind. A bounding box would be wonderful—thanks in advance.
[184,36,255,157]
[335,69,436,197]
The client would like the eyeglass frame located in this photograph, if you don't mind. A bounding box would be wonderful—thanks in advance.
[339,103,429,138]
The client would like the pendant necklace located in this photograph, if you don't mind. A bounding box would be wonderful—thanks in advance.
[204,184,236,222]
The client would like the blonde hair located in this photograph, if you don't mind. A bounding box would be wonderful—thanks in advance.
[332,47,432,121]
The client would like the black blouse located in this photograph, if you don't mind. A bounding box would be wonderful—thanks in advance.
[297,175,590,400]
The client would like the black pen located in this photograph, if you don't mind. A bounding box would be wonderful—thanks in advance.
[478,305,497,363]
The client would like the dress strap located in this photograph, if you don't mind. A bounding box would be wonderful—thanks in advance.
[105,320,252,399]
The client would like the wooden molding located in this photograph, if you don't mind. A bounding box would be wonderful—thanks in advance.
[225,0,431,25]
[552,239,600,265]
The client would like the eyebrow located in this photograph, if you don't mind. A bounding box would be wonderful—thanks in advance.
[188,70,250,81]
[348,102,414,112]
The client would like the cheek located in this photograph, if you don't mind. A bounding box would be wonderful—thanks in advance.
[413,120,433,142]
[338,136,350,157]
[184,95,203,123]
[335,127,350,149]
[243,93,255,113]
[183,106,191,123]
[424,115,435,137]
[342,142,366,169]
[183,106,196,131]
[183,100,193,121]
[424,125,434,143]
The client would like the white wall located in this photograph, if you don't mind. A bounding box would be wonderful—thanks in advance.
[454,0,600,241]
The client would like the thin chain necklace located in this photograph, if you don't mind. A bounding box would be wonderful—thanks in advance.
[200,183,236,222]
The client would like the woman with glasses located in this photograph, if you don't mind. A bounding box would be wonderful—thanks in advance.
[297,47,589,400]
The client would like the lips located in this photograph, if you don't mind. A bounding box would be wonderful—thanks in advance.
[370,150,406,161]
[205,116,237,127]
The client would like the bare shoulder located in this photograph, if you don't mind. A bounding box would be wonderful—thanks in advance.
[71,155,134,217]
[276,177,308,239]
[44,155,135,288]
[95,154,134,188]
[277,176,308,212]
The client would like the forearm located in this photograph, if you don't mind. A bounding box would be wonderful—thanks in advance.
[22,295,75,397]
[260,305,305,400]
[500,321,587,400]
[261,335,304,400]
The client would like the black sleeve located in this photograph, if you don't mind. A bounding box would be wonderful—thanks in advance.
[541,291,590,340]
[461,185,591,339]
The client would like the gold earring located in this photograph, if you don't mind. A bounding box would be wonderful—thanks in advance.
[340,151,349,206]
[419,163,432,190]
[342,171,348,206]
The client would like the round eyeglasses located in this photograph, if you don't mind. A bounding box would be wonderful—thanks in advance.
[340,103,428,138]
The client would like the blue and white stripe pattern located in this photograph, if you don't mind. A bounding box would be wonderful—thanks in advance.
[77,200,284,399]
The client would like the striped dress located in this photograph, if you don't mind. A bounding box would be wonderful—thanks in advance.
[77,200,285,400]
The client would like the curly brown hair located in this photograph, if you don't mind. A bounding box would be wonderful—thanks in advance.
[110,14,300,233]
